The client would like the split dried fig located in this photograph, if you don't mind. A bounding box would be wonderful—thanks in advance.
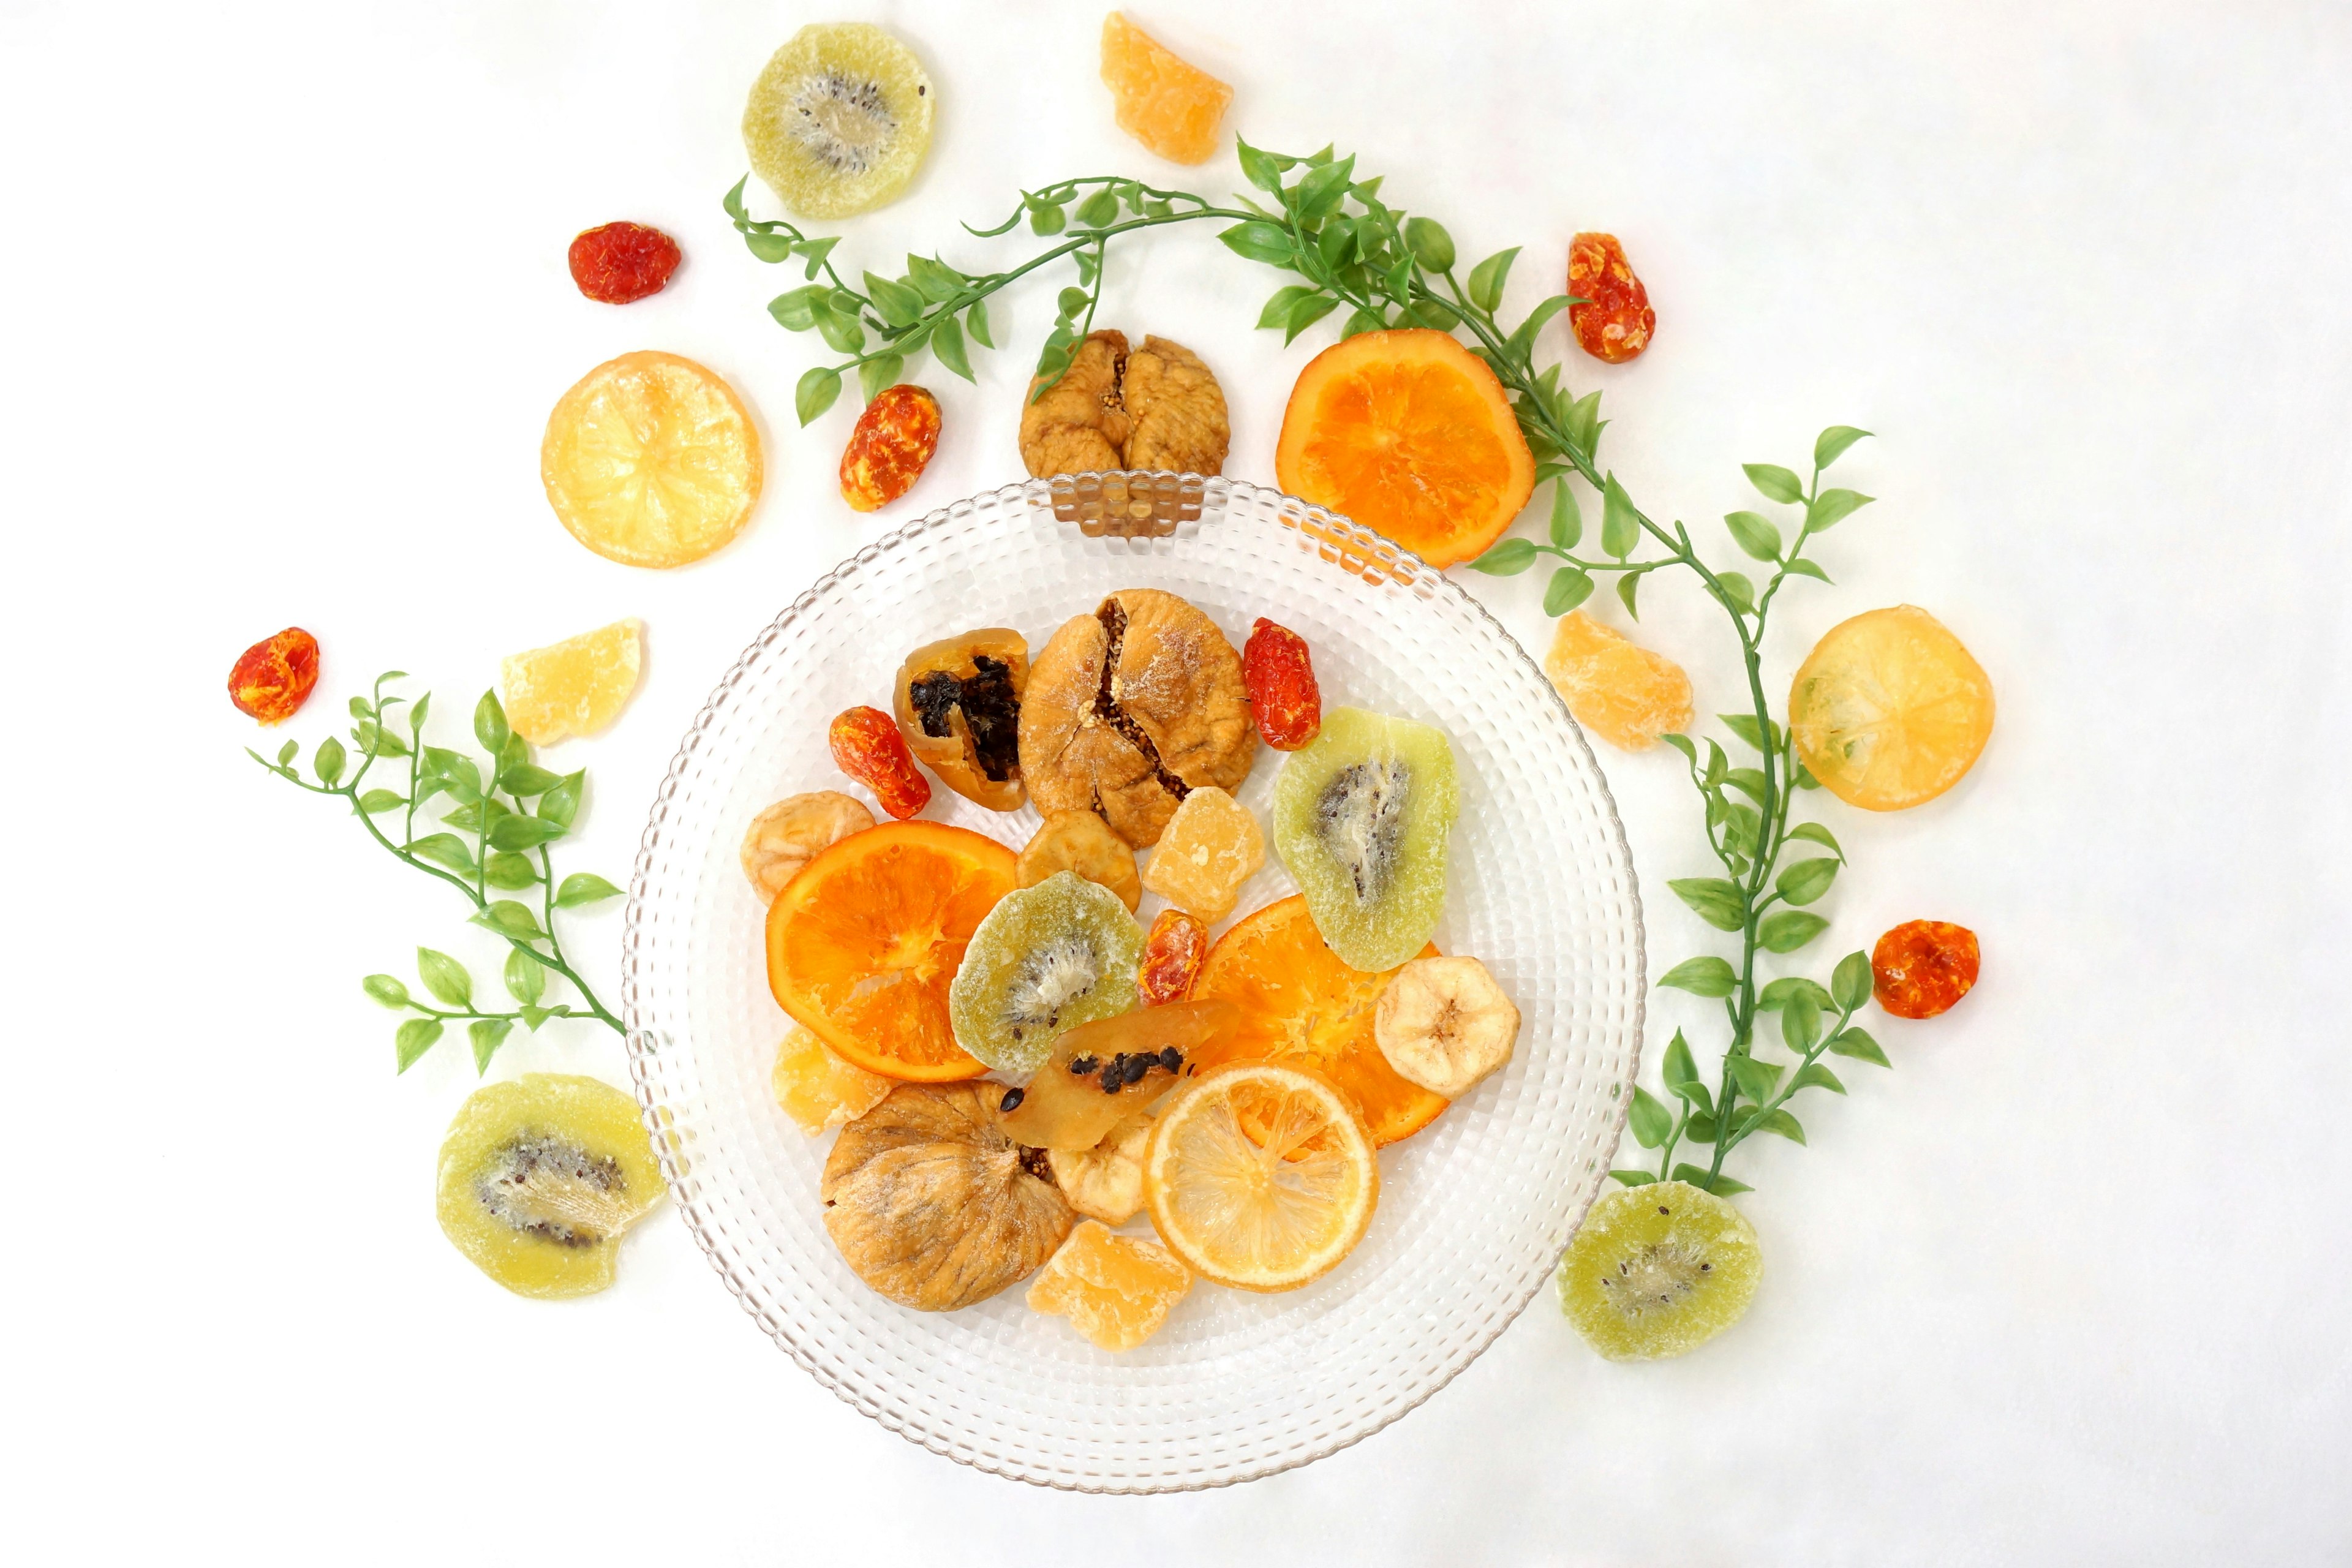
[1019,330,1229,478]
[893,629,1028,811]
[1017,589,1256,848]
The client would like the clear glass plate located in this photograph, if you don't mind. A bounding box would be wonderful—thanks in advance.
[622,473,1645,1492]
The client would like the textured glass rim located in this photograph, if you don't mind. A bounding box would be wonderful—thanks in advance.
[620,473,1646,1492]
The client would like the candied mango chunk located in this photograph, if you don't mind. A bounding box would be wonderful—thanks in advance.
[499,619,643,745]
[1099,13,1232,166]
[1542,611,1693,752]
[1026,1219,1192,1350]
[770,1025,894,1134]
[1140,786,1263,923]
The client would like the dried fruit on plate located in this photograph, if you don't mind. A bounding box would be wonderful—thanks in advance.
[1275,328,1536,567]
[1019,589,1256,848]
[499,619,643,745]
[766,820,1016,1080]
[1542,610,1694,752]
[1558,1181,1760,1361]
[541,350,763,568]
[1566,232,1656,364]
[1000,998,1237,1151]
[1028,1219,1193,1350]
[1871,919,1980,1019]
[1137,908,1207,1005]
[1098,12,1232,167]
[1242,617,1321,750]
[1017,810,1139,911]
[771,1023,894,1133]
[1144,1060,1379,1292]
[1046,1112,1154,1224]
[228,627,320,724]
[743,22,935,220]
[1270,706,1460,973]
[1189,895,1448,1147]
[948,870,1144,1074]
[823,1082,1073,1311]
[1140,786,1264,923]
[840,384,942,513]
[894,630,1027,811]
[567,221,682,304]
[740,790,875,902]
[1373,956,1519,1099]
[830,704,931,820]
[1790,605,1994,812]
[1019,330,1229,477]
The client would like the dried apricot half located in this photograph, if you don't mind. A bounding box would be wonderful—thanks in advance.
[1790,605,1994,812]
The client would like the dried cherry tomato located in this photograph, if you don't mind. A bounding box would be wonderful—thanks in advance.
[1566,232,1656,364]
[1242,617,1321,750]
[228,627,320,725]
[1871,920,1980,1019]
[1138,908,1207,1006]
[840,385,943,513]
[829,705,931,820]
[567,222,681,304]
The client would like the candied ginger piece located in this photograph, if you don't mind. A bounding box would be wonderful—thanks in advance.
[1099,13,1233,167]
[770,1025,894,1134]
[1141,786,1263,923]
[1026,1219,1192,1350]
[1542,611,1692,752]
[500,619,643,745]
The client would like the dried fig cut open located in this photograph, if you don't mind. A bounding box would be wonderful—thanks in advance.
[1019,330,1230,478]
[893,629,1029,811]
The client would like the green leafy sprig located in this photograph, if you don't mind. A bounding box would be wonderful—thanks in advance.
[247,673,625,1074]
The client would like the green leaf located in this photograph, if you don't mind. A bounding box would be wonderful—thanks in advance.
[812,301,865,356]
[796,236,840,280]
[1237,138,1286,194]
[1660,1028,1703,1093]
[1403,216,1455,272]
[1660,733,1696,763]
[1776,857,1841,907]
[1341,306,1387,338]
[363,974,411,1009]
[1752,1107,1806,1144]
[1722,767,1770,805]
[469,1017,512,1075]
[483,851,540,890]
[504,947,547,1006]
[964,298,993,349]
[1502,296,1573,364]
[473,900,546,941]
[1028,199,1068,235]
[1600,473,1639,559]
[1719,712,1769,752]
[1744,463,1805,504]
[1723,510,1780,561]
[1668,877,1747,932]
[357,789,405,815]
[794,366,842,426]
[1757,976,1834,1012]
[1284,293,1341,345]
[1219,221,1294,265]
[1671,1163,1751,1195]
[1467,246,1521,312]
[1681,1116,1716,1145]
[1722,804,1763,858]
[903,253,965,302]
[415,948,472,1008]
[743,230,794,263]
[1617,571,1642,619]
[499,763,562,798]
[1832,951,1875,1012]
[1826,1027,1890,1066]
[1565,388,1604,457]
[556,872,625,909]
[1758,910,1831,953]
[1543,565,1596,616]
[395,1018,443,1073]
[1628,1085,1673,1149]
[1257,285,1317,330]
[519,1004,556,1031]
[1729,1055,1782,1103]
[858,353,905,404]
[767,286,821,330]
[1055,285,1092,322]
[1316,218,1356,271]
[407,834,475,874]
[1781,557,1833,584]
[408,691,431,738]
[1814,425,1872,470]
[1807,488,1873,530]
[1782,994,1822,1052]
[1793,761,1822,790]
[1716,571,1757,616]
[1297,157,1356,220]
[722,175,748,222]
[1548,480,1583,549]
[1468,538,1539,576]
[1788,821,1842,858]
[488,814,565,852]
[930,317,973,382]
[473,691,509,754]
[1074,187,1120,227]
[1792,1062,1847,1096]
[1610,1168,1657,1187]
[311,737,345,786]
[1658,956,1738,997]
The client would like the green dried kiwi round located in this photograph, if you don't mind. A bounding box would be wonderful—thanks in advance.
[435,1074,663,1299]
[1558,1182,1762,1360]
[742,22,934,221]
[1271,706,1461,973]
[949,870,1144,1074]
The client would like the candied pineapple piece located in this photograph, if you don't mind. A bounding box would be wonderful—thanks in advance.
[1542,611,1693,752]
[500,619,643,745]
[1026,1219,1192,1350]
[770,1025,894,1134]
[1099,13,1232,166]
[1141,786,1263,922]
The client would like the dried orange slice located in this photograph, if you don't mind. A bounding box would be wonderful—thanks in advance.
[1189,895,1448,1147]
[1789,605,1994,812]
[541,350,763,568]
[765,821,1016,1081]
[1143,1060,1378,1292]
[1275,328,1536,568]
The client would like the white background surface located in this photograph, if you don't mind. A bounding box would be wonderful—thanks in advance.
[4,1,2348,1562]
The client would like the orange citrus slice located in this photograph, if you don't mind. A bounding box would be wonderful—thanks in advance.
[1275,328,1536,568]
[1789,605,1994,812]
[1189,895,1449,1146]
[1143,1060,1379,1292]
[541,350,763,568]
[765,821,1016,1080]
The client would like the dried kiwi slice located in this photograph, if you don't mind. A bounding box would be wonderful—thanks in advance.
[948,870,1144,1074]
[1558,1182,1762,1360]
[435,1074,663,1299]
[1271,707,1460,972]
[742,23,934,220]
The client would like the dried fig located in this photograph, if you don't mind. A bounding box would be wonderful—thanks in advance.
[1017,589,1257,848]
[1019,330,1229,478]
[821,1082,1074,1311]
[1017,810,1140,911]
[893,629,1028,811]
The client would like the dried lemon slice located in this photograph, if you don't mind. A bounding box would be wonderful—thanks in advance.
[1789,605,1993,811]
[541,350,763,568]
[1142,1060,1378,1292]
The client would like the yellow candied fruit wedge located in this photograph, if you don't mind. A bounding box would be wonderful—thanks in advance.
[1140,786,1263,923]
[1542,611,1694,752]
[1025,1219,1192,1351]
[1099,12,1233,166]
[771,1025,894,1134]
[499,619,643,746]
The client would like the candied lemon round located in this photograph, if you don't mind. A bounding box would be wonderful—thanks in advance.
[499,618,642,745]
[1789,605,1993,812]
[1143,1059,1379,1292]
[541,350,763,568]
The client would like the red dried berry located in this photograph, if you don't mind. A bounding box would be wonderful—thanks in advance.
[1566,232,1656,364]
[1139,908,1207,1006]
[1242,617,1321,750]
[228,628,321,725]
[1871,920,1980,1020]
[840,385,943,513]
[829,705,931,820]
[567,222,682,305]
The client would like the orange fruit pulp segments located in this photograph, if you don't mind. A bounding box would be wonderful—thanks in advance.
[1188,894,1449,1146]
[765,821,1016,1080]
[1275,329,1536,568]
